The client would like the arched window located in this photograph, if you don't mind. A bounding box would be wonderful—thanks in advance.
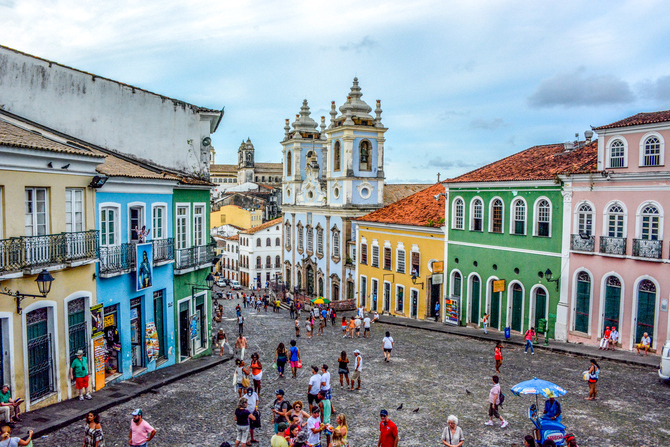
[256,256,262,268]
[535,199,551,237]
[640,204,660,240]
[453,198,464,229]
[276,237,281,246]
[266,238,271,247]
[286,151,292,176]
[603,276,621,333]
[491,198,503,233]
[285,222,291,247]
[643,136,661,166]
[606,203,625,238]
[609,139,625,168]
[266,256,271,267]
[275,255,281,267]
[533,288,547,330]
[577,203,593,236]
[318,277,324,297]
[317,227,324,256]
[334,141,341,172]
[307,227,314,253]
[471,199,483,231]
[512,199,526,235]
[359,140,371,171]
[256,239,261,247]
[575,271,591,333]
[452,271,462,298]
[636,279,656,343]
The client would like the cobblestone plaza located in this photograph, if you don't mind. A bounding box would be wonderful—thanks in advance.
[37,298,670,447]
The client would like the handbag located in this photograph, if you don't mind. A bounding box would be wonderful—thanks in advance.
[297,360,303,369]
[242,377,250,388]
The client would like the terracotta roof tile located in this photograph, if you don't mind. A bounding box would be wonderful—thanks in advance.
[0,119,102,157]
[383,184,430,206]
[448,140,598,183]
[241,217,283,235]
[357,183,445,227]
[594,110,670,130]
[210,164,238,173]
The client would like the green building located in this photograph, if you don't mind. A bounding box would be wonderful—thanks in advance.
[443,141,596,338]
[172,186,216,361]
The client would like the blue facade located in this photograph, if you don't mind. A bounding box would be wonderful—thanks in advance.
[95,190,176,381]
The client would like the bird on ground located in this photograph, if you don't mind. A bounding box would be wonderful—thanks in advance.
[396,404,403,411]
[466,389,472,395]
[412,408,420,413]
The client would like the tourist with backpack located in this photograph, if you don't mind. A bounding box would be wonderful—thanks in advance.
[485,375,508,428]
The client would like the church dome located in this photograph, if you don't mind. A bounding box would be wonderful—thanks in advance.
[291,100,318,133]
[338,77,373,121]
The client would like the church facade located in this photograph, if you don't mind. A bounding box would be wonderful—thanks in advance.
[210,139,282,187]
[282,78,387,301]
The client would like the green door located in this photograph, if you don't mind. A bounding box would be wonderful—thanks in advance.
[575,273,591,333]
[603,277,621,332]
[636,280,656,343]
[68,298,88,366]
[470,277,480,323]
[534,289,547,330]
[490,287,500,329]
[511,284,523,332]
[27,308,53,400]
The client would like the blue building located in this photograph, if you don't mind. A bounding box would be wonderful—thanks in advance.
[95,169,178,382]
[282,78,387,301]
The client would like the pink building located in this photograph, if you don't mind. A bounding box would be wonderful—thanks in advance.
[563,111,670,353]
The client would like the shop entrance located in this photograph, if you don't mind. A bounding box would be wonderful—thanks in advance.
[430,282,440,319]
[153,291,166,361]
[130,298,144,369]
[179,301,190,361]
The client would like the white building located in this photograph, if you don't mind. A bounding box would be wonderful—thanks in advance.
[220,235,240,282]
[239,218,283,288]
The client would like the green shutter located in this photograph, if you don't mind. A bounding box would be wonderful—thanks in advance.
[490,291,500,329]
[575,280,590,333]
[470,278,480,323]
[636,291,656,343]
[534,290,547,330]
[512,287,523,332]
[603,285,621,332]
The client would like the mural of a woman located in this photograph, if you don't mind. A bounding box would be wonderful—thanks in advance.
[138,248,153,290]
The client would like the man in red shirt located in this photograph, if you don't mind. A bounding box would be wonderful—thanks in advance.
[377,409,398,447]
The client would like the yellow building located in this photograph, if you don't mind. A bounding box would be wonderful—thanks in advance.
[0,114,103,411]
[355,183,446,320]
[210,205,263,230]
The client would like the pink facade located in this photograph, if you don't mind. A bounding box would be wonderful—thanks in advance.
[565,116,670,353]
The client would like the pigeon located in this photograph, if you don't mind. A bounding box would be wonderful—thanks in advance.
[61,163,70,169]
[412,407,420,413]
[396,404,403,411]
[465,389,472,395]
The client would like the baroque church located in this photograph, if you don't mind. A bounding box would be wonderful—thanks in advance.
[282,78,387,301]
[210,138,283,187]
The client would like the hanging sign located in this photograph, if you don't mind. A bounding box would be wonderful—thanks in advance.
[432,273,444,285]
[432,261,444,273]
[136,242,154,291]
[93,337,106,391]
[493,280,506,293]
[145,322,159,362]
[90,304,104,339]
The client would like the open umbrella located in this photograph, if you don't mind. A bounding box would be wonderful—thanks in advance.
[311,297,331,305]
[511,377,567,407]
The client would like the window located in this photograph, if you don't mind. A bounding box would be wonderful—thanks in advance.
[334,141,341,171]
[194,205,205,246]
[512,199,526,235]
[453,198,464,229]
[287,151,292,176]
[640,204,660,240]
[396,248,406,274]
[152,205,166,239]
[275,255,281,268]
[574,271,591,333]
[266,238,271,247]
[65,188,84,232]
[471,198,483,231]
[491,198,503,233]
[176,205,189,249]
[256,238,261,247]
[129,205,145,242]
[256,256,261,268]
[607,204,625,237]
[266,256,271,268]
[333,230,340,258]
[411,251,420,277]
[577,203,593,236]
[360,276,367,307]
[360,243,368,264]
[396,285,404,312]
[317,227,324,255]
[359,140,371,171]
[25,187,48,236]
[285,222,291,247]
[452,271,462,297]
[535,199,551,237]
[383,247,392,270]
[643,136,661,166]
[371,244,380,268]
[100,207,118,246]
[307,227,313,252]
[609,139,625,168]
[297,225,304,251]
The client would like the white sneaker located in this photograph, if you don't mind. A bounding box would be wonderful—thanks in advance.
[85,393,92,400]
[79,395,84,401]
[485,421,494,426]
[531,352,535,355]
[501,421,509,428]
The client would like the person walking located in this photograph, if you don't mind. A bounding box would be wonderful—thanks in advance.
[338,351,350,388]
[289,340,301,379]
[129,409,156,447]
[70,349,92,400]
[441,415,464,447]
[217,329,228,357]
[245,387,260,444]
[235,359,250,398]
[347,317,356,338]
[354,317,362,338]
[382,332,394,362]
[272,389,291,434]
[305,317,313,339]
[238,314,245,336]
[494,341,504,374]
[234,397,255,447]
[350,350,362,391]
[275,343,288,378]
[482,313,489,334]
[320,364,331,401]
[377,409,398,447]
[0,426,33,447]
[235,334,248,361]
[84,411,105,447]
[330,308,336,327]
[250,353,263,395]
[524,327,535,354]
[485,375,508,428]
[290,302,296,320]
[585,359,600,401]
[295,317,301,338]
[363,314,371,338]
[341,317,348,337]
[307,366,322,411]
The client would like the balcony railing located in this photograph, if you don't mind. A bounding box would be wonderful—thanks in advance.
[0,231,98,275]
[570,234,595,252]
[599,236,627,255]
[152,238,174,263]
[632,239,663,259]
[175,243,216,271]
[99,243,136,275]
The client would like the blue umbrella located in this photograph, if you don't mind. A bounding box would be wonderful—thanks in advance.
[511,377,567,401]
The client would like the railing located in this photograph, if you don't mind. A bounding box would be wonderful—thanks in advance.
[632,239,663,259]
[0,231,98,274]
[570,234,595,252]
[99,243,136,275]
[175,242,216,271]
[152,238,174,263]
[599,236,627,255]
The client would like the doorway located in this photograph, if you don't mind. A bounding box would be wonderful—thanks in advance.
[534,288,547,330]
[511,283,523,332]
[636,280,656,344]
[153,291,166,361]
[490,284,500,330]
[383,282,391,312]
[469,276,480,324]
[371,279,379,312]
[179,301,190,362]
[430,281,440,319]
[130,298,143,369]
[410,290,418,318]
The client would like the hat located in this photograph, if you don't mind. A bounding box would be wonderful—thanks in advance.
[76,349,84,356]
[564,433,576,442]
[275,389,285,395]
[353,349,360,354]
[380,409,389,416]
[606,326,610,329]
[131,409,142,417]
[1,384,8,389]
[612,326,616,330]
[277,422,288,432]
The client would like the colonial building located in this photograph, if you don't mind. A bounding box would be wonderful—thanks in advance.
[211,205,263,230]
[219,235,240,282]
[239,218,283,288]
[282,78,388,301]
[210,138,282,188]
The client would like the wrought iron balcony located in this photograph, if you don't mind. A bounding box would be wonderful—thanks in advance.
[1,231,98,276]
[599,236,627,255]
[632,239,663,259]
[570,234,595,252]
[152,238,174,263]
[99,243,136,276]
[174,242,216,273]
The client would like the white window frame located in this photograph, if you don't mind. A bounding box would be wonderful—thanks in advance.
[65,188,85,233]
[127,202,146,242]
[176,204,191,249]
[99,203,121,247]
[395,284,405,313]
[636,201,663,240]
[332,228,340,259]
[469,197,483,231]
[193,203,206,246]
[285,220,291,248]
[396,243,406,274]
[602,201,627,238]
[607,136,628,168]
[450,269,463,298]
[151,203,168,240]
[574,201,595,236]
[452,197,464,230]
[533,197,552,237]
[25,187,49,236]
[489,197,504,233]
[510,197,527,235]
[360,275,367,306]
[638,132,665,167]
[410,247,421,277]
[371,242,380,268]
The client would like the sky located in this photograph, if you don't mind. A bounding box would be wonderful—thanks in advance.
[2,0,670,183]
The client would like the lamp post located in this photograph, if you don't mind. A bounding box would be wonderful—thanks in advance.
[543,269,560,346]
[1,269,55,314]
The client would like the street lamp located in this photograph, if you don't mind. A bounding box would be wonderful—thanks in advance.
[544,269,560,291]
[1,269,55,314]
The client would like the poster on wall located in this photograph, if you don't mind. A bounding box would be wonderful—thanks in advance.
[444,297,460,325]
[93,337,106,391]
[136,242,154,291]
[190,314,199,340]
[145,322,159,362]
[90,304,104,338]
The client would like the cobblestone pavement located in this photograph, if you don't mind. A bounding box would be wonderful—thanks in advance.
[37,296,670,447]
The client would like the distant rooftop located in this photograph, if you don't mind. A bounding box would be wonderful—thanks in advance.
[594,110,670,131]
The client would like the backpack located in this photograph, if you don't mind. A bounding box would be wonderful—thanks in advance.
[498,391,505,408]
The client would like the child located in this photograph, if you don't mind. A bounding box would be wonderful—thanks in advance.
[341,316,348,337]
[305,317,312,339]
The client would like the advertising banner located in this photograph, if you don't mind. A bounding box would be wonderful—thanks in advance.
[145,322,159,362]
[444,297,460,325]
[90,304,104,339]
[136,242,154,291]
[93,337,106,391]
